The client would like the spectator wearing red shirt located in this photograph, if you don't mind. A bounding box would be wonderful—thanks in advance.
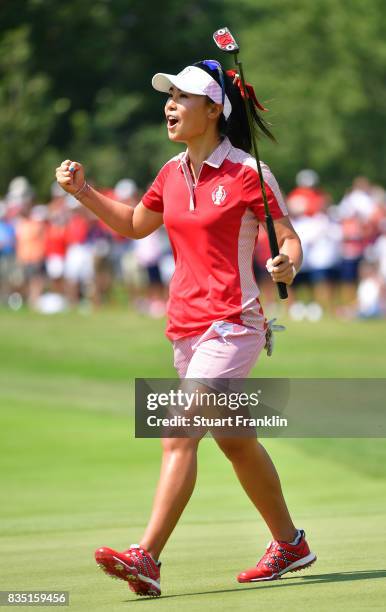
[63,198,93,305]
[45,208,67,292]
[287,169,331,217]
[338,177,377,304]
[287,171,341,315]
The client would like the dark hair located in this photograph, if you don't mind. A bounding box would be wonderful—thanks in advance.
[195,61,276,153]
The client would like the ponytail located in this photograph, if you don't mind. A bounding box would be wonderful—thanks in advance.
[196,60,275,153]
[220,70,276,152]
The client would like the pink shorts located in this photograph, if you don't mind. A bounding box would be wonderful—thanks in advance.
[173,321,267,379]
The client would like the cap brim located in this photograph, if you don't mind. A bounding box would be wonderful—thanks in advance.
[152,72,204,96]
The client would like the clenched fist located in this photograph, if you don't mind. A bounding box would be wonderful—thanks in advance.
[266,253,297,286]
[55,160,85,195]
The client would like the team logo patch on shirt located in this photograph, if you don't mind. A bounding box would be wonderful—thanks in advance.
[212,185,227,206]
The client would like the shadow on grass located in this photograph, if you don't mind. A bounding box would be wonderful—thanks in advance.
[127,569,386,602]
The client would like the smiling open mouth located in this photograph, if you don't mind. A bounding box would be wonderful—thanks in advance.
[167,116,179,128]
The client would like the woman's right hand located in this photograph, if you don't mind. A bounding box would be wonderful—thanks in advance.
[55,160,85,195]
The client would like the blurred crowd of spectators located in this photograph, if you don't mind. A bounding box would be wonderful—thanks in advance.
[0,177,173,317]
[254,170,386,320]
[1,170,385,320]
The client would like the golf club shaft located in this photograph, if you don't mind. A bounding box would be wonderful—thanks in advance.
[234,55,288,300]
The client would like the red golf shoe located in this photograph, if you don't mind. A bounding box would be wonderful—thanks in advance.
[95,544,161,597]
[237,529,316,582]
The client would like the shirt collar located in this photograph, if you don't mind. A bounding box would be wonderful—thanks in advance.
[178,136,232,170]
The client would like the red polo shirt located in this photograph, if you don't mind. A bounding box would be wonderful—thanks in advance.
[142,137,287,341]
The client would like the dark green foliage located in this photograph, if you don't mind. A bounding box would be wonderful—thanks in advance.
[0,0,385,199]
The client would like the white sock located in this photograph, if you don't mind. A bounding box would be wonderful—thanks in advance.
[289,529,302,546]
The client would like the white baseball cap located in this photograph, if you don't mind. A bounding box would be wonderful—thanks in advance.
[152,65,232,119]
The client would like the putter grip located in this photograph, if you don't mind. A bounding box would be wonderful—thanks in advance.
[265,215,288,300]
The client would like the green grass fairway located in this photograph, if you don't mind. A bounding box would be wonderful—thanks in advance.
[1,310,386,611]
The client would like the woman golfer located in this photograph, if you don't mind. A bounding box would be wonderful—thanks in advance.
[56,59,316,597]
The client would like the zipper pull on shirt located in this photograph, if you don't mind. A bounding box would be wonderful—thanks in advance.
[181,161,196,211]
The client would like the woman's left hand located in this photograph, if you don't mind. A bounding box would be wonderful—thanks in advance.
[266,253,296,286]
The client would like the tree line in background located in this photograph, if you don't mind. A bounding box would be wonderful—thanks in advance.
[1,0,385,200]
